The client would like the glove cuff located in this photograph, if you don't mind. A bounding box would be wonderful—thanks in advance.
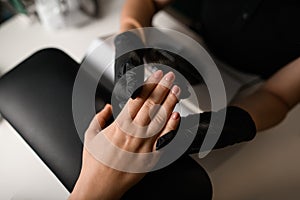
[156,106,257,153]
[213,106,257,149]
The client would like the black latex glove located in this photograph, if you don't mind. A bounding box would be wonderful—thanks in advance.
[143,48,204,99]
[113,32,195,113]
[113,32,145,115]
[156,106,257,154]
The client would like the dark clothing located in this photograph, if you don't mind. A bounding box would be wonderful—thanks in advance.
[193,0,300,78]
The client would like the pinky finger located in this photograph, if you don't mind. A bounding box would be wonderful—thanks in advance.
[154,112,180,150]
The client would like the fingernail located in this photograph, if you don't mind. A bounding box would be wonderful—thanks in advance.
[153,70,163,78]
[172,112,180,120]
[171,85,181,97]
[164,72,175,82]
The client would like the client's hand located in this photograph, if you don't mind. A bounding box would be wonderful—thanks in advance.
[69,71,181,200]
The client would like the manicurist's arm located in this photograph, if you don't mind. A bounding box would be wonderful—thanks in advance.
[232,57,300,131]
[120,0,174,32]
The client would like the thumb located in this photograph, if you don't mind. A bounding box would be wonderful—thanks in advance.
[96,104,113,128]
[85,104,113,144]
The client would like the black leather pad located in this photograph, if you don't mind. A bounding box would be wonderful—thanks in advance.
[0,49,84,191]
[0,48,212,199]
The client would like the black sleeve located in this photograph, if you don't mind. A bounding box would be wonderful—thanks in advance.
[187,106,257,153]
[156,106,257,154]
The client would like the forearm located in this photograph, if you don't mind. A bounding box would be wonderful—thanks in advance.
[120,0,173,32]
[232,89,289,131]
[232,57,300,131]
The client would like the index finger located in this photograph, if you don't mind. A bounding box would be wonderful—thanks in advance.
[134,71,175,126]
[122,70,164,119]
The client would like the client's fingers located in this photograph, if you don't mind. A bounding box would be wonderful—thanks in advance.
[160,85,181,117]
[147,85,180,136]
[137,70,164,99]
[125,70,163,118]
[134,72,175,125]
[96,104,113,128]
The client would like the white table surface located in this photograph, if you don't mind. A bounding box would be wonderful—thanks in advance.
[1,1,300,199]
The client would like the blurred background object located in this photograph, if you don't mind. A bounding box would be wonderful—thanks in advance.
[80,0,99,18]
[0,0,100,28]
[0,1,16,24]
[9,0,29,14]
[35,0,100,29]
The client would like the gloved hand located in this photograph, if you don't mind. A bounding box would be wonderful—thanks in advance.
[113,31,145,115]
[156,106,257,154]
[143,48,195,99]
[113,31,199,115]
[143,48,203,86]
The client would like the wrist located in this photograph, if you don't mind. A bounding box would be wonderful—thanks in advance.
[119,18,146,43]
[70,175,123,200]
[69,163,125,200]
[121,17,143,30]
[120,21,140,33]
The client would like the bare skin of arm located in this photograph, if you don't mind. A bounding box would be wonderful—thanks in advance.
[232,57,300,131]
[120,0,174,32]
